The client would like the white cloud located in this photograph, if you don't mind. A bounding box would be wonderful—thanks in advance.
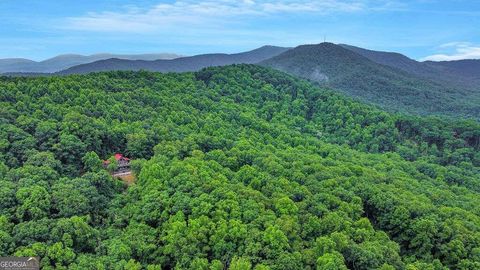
[437,41,471,49]
[63,0,371,33]
[421,42,480,61]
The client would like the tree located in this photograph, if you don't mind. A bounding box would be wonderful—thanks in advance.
[262,226,290,259]
[316,252,348,270]
[15,186,51,221]
[126,131,154,158]
[106,156,118,173]
[229,257,251,270]
[51,177,96,217]
[25,151,61,171]
[82,151,103,172]
[53,133,86,173]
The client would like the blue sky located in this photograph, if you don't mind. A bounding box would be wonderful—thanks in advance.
[0,0,479,61]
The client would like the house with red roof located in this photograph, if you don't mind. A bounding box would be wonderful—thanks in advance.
[103,153,131,175]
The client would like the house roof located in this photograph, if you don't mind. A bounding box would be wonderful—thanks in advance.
[104,153,130,164]
[114,153,130,161]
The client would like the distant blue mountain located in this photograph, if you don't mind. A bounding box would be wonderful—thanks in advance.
[58,46,290,75]
[0,53,182,73]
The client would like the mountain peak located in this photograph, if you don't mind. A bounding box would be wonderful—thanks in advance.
[287,42,360,57]
[261,42,480,118]
[301,42,341,48]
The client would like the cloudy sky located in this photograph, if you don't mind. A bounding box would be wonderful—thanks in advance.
[0,0,479,61]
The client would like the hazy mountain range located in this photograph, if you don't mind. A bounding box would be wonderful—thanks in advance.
[2,43,479,119]
[0,53,182,73]
[57,45,290,75]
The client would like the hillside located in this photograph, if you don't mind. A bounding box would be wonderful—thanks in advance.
[1,65,480,269]
[58,45,290,74]
[261,43,480,119]
[426,59,480,80]
[340,44,435,76]
[0,53,182,73]
[341,44,480,88]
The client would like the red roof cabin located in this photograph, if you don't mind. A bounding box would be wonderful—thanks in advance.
[103,153,131,174]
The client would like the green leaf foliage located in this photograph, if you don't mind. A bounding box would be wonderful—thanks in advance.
[0,64,479,269]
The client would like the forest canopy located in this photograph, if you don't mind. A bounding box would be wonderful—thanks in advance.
[0,64,480,269]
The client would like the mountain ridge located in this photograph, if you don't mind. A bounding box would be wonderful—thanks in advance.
[3,42,480,120]
[0,53,183,73]
[57,45,291,75]
[341,44,480,88]
[260,42,480,119]
[425,59,480,80]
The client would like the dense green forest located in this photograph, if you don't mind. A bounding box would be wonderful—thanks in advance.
[1,64,480,269]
